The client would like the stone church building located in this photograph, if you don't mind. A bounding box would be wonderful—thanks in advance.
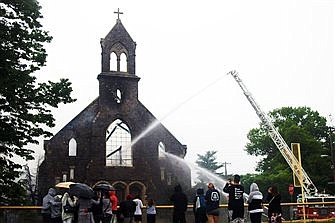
[38,16,191,204]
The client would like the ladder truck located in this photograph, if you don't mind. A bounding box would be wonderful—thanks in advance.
[228,70,335,219]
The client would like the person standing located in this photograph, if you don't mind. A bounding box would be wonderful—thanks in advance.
[41,188,57,223]
[76,196,95,223]
[102,191,113,223]
[266,185,282,223]
[133,195,144,223]
[146,198,156,223]
[91,191,102,223]
[192,188,207,223]
[119,194,137,223]
[247,183,263,223]
[223,174,245,223]
[61,192,78,223]
[50,195,62,223]
[109,190,118,223]
[205,183,220,223]
[170,184,188,223]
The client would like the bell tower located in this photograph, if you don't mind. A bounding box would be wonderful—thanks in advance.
[98,9,140,108]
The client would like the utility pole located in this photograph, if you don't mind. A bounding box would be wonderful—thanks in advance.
[329,115,335,184]
[223,161,231,178]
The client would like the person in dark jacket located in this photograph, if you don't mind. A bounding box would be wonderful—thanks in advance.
[205,183,220,223]
[247,183,263,223]
[91,191,103,223]
[223,174,245,222]
[192,188,207,223]
[119,194,136,223]
[170,184,188,223]
[266,185,281,223]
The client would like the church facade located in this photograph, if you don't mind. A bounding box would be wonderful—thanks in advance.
[38,17,191,204]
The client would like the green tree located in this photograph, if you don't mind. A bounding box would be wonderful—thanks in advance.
[196,150,224,174]
[245,107,334,201]
[0,0,76,205]
[193,150,224,189]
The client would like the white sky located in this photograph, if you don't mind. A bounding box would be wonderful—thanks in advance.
[31,0,334,175]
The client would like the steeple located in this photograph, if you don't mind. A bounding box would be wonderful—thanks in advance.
[100,9,136,75]
[98,10,140,107]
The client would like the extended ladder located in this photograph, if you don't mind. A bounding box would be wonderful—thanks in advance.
[229,70,318,195]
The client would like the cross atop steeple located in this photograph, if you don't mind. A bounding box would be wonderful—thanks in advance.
[114,8,123,21]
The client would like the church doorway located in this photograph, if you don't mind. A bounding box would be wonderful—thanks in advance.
[113,182,127,201]
[129,181,146,200]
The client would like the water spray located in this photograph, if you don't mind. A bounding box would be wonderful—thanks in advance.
[131,73,227,147]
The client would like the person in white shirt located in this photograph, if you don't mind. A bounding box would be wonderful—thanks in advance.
[133,195,144,223]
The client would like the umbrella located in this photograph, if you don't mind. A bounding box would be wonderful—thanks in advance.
[55,181,76,189]
[69,183,94,199]
[93,182,115,191]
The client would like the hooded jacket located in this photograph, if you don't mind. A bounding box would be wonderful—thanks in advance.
[247,183,263,213]
[205,185,220,213]
[41,188,56,214]
[109,190,118,211]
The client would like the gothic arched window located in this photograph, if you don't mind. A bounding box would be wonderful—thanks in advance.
[106,119,132,167]
[120,53,127,72]
[116,89,122,103]
[68,138,77,156]
[158,142,166,159]
[110,52,117,71]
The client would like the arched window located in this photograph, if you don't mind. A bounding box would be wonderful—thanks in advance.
[106,119,132,167]
[110,52,117,71]
[120,53,127,72]
[113,182,127,201]
[116,89,122,103]
[158,142,166,159]
[68,138,77,156]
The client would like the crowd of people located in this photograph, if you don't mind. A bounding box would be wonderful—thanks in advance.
[171,174,282,223]
[41,186,156,223]
[42,177,281,223]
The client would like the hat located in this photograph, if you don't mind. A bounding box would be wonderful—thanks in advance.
[126,194,133,200]
[233,174,240,182]
[196,188,204,195]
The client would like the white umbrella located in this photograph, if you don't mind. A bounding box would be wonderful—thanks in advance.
[55,181,75,189]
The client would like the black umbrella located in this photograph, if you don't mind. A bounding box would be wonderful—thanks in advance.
[93,182,115,191]
[69,183,94,199]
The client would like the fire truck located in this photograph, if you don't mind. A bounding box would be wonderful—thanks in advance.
[295,194,335,219]
[229,70,335,219]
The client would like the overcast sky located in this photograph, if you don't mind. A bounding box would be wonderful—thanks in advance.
[32,0,334,175]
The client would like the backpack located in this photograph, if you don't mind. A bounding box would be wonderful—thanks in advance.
[196,195,206,209]
[63,200,75,213]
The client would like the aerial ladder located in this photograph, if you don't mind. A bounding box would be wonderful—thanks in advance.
[228,70,318,196]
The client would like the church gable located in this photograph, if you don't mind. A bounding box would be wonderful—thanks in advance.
[38,11,191,204]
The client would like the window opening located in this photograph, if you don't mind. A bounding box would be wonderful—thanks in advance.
[69,138,77,156]
[120,53,127,72]
[62,173,67,182]
[116,89,122,103]
[106,119,132,166]
[110,52,117,71]
[167,173,172,185]
[160,167,165,181]
[158,142,166,159]
[69,167,75,180]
